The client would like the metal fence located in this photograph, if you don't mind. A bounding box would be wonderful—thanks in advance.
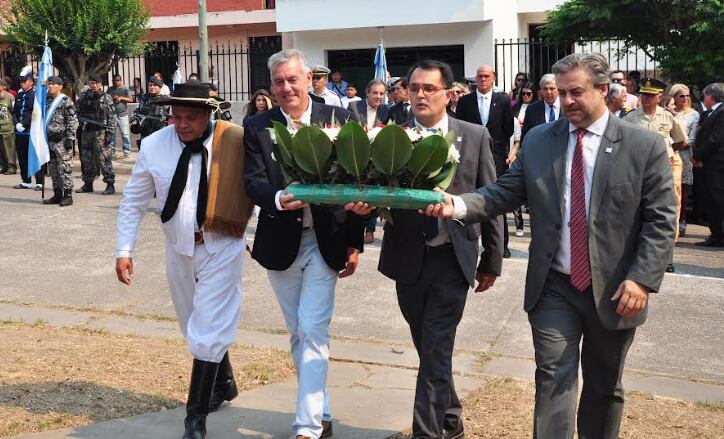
[0,36,282,101]
[494,38,659,93]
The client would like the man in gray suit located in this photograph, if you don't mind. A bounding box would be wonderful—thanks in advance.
[378,60,503,439]
[425,53,676,438]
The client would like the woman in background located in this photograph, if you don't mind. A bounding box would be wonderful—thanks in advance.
[243,89,274,122]
[670,84,700,237]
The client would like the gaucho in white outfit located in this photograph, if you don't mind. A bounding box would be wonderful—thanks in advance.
[115,82,253,439]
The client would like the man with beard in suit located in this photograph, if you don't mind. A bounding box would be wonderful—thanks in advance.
[426,53,676,439]
[243,49,368,439]
[455,64,515,257]
[379,59,503,439]
[693,82,724,247]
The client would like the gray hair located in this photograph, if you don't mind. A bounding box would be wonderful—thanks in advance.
[607,83,625,103]
[552,53,610,87]
[703,83,724,103]
[267,49,310,75]
[366,79,386,93]
[539,73,556,88]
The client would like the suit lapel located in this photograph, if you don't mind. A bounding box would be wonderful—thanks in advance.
[589,114,622,222]
[470,94,482,125]
[550,119,570,220]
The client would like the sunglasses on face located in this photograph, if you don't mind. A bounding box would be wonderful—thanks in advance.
[677,94,690,98]
[453,90,464,95]
[520,91,533,96]
[516,77,525,82]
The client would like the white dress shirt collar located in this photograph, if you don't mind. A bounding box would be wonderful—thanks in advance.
[280,98,312,126]
[476,89,493,101]
[710,102,722,113]
[414,114,450,136]
[568,111,609,137]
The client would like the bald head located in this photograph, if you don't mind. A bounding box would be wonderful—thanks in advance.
[476,65,495,94]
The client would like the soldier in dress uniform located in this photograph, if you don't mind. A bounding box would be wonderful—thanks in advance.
[43,76,79,206]
[130,76,170,150]
[310,65,343,107]
[75,74,116,195]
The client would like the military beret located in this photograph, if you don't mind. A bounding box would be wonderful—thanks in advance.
[148,76,163,87]
[639,77,667,95]
[47,75,64,85]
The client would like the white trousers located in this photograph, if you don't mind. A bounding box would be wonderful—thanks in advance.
[165,238,245,363]
[267,230,337,439]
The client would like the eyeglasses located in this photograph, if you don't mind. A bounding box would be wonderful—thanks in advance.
[408,83,447,95]
[453,90,464,95]
[677,94,690,98]
[520,91,533,96]
[516,77,526,82]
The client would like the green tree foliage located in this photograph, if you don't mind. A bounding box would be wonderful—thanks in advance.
[2,0,149,95]
[541,0,724,91]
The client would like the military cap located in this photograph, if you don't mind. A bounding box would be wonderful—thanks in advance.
[639,77,667,95]
[311,65,331,77]
[18,66,33,82]
[148,76,163,87]
[88,74,102,83]
[387,77,401,88]
[47,75,64,85]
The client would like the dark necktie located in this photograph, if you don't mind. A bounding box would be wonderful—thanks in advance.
[548,105,556,122]
[161,125,211,228]
[570,128,591,292]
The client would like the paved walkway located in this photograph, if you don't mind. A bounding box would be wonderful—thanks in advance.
[4,302,723,439]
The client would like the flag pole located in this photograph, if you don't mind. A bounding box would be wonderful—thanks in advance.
[41,30,48,199]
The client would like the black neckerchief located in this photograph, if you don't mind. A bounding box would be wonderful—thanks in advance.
[160,123,212,228]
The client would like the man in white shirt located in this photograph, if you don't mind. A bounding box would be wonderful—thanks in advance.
[426,53,676,439]
[340,82,361,109]
[115,83,253,439]
[310,65,343,107]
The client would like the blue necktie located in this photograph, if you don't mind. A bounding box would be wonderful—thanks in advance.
[548,105,556,122]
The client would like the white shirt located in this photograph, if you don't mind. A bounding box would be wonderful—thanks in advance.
[551,112,609,274]
[313,88,343,107]
[116,121,240,258]
[159,84,171,96]
[275,100,314,228]
[476,89,493,126]
[710,102,722,114]
[366,104,379,130]
[545,97,561,123]
[414,115,455,247]
[341,96,361,109]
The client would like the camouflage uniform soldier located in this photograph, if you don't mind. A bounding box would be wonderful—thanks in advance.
[130,76,170,149]
[43,76,79,207]
[76,74,116,195]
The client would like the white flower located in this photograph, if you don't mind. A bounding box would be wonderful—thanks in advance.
[321,127,340,141]
[405,128,423,143]
[447,144,460,164]
[367,126,383,142]
[267,127,277,144]
[271,151,277,162]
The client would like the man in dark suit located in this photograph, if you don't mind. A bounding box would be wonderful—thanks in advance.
[521,73,561,143]
[427,53,676,439]
[379,59,503,439]
[387,77,413,125]
[455,64,515,257]
[693,82,724,247]
[347,79,390,130]
[243,49,366,439]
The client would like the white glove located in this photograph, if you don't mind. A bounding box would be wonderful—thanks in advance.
[15,123,25,133]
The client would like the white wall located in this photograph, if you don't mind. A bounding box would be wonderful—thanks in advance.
[276,0,485,31]
[516,0,564,14]
[289,21,493,77]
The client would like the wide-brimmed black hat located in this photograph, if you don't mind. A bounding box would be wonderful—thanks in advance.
[152,82,231,110]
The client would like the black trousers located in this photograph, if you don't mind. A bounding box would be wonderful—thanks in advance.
[703,167,724,238]
[528,270,636,439]
[396,244,469,439]
[15,134,42,184]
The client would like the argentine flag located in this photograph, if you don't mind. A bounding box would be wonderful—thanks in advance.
[27,45,52,177]
[373,42,388,105]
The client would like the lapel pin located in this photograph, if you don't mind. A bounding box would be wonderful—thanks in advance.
[457,136,462,142]
[605,147,613,153]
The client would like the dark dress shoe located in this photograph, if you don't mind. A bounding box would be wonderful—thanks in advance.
[503,248,511,258]
[665,263,675,273]
[321,420,333,438]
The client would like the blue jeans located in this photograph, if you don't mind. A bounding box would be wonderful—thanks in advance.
[110,115,131,154]
[267,230,337,438]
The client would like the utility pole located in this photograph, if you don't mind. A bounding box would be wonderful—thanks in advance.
[198,0,209,83]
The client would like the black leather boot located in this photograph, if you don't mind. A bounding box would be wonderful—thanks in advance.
[59,189,73,207]
[209,352,238,412]
[183,359,219,439]
[42,191,61,205]
[76,182,93,193]
[102,183,115,195]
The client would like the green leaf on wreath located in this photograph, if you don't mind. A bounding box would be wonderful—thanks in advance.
[335,121,371,184]
[371,125,413,176]
[291,125,333,181]
[272,121,295,167]
[408,134,449,184]
[430,161,458,190]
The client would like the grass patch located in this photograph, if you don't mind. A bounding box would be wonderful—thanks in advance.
[389,377,724,438]
[0,322,294,437]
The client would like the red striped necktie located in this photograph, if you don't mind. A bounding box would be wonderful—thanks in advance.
[570,128,591,292]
